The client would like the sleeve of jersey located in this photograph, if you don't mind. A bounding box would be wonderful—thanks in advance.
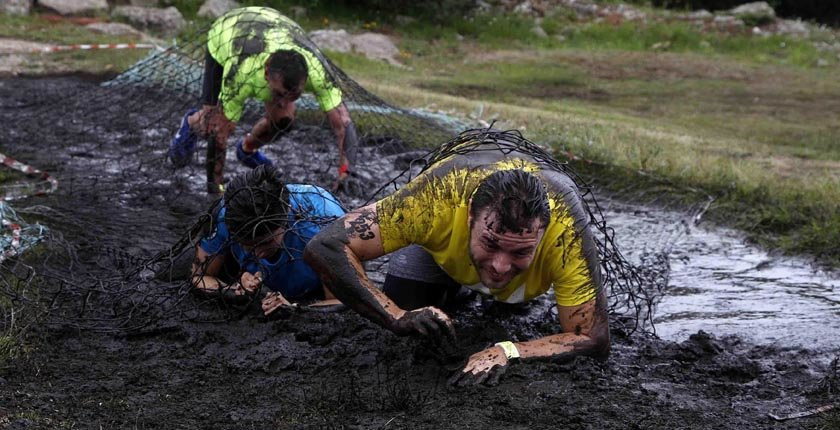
[199,211,231,255]
[302,53,343,112]
[550,227,598,307]
[376,180,437,254]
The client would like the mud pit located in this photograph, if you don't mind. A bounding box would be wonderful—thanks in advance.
[0,76,838,429]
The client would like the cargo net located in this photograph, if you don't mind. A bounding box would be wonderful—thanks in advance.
[17,7,466,196]
[0,9,702,337]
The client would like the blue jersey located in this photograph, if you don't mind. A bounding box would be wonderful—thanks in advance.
[200,184,345,298]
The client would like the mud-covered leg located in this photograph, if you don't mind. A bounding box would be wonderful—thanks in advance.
[206,133,226,194]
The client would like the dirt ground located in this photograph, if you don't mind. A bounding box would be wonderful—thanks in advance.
[0,76,837,429]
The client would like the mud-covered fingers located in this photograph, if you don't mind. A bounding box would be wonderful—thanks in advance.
[486,364,507,386]
[262,293,282,315]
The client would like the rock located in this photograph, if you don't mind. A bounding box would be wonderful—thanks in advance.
[308,29,352,53]
[513,1,533,15]
[686,9,712,20]
[475,0,492,13]
[650,41,671,51]
[816,58,829,67]
[289,5,305,19]
[712,15,745,29]
[112,6,185,36]
[350,32,401,66]
[309,29,403,66]
[729,1,775,24]
[531,25,547,38]
[197,0,240,19]
[1,0,31,15]
[774,19,810,37]
[38,0,107,15]
[129,0,158,6]
[85,22,143,37]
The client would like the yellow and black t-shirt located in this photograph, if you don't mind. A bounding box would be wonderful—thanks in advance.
[376,149,601,307]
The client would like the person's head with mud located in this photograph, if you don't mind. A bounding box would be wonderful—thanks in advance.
[168,6,359,195]
[223,163,291,259]
[192,164,346,315]
[468,169,551,290]
[304,128,610,388]
[264,49,307,112]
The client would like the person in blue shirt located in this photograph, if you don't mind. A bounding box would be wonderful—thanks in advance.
[190,164,346,314]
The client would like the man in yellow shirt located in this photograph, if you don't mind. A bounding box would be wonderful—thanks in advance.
[304,129,609,386]
[169,7,357,194]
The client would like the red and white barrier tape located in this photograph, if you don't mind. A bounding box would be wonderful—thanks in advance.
[32,43,157,54]
[0,151,59,201]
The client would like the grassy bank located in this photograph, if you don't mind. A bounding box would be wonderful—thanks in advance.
[1,2,839,265]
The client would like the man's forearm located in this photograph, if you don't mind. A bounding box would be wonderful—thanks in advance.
[327,104,355,168]
[304,222,402,330]
[191,274,226,293]
[512,330,609,363]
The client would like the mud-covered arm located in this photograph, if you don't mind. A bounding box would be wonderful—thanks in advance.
[325,103,357,176]
[190,244,260,296]
[304,203,453,337]
[515,291,610,361]
[190,244,228,293]
[451,291,609,387]
[304,203,402,328]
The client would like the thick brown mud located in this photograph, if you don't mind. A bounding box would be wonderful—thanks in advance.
[0,77,837,429]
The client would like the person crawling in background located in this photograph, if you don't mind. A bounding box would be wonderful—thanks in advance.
[169,6,359,195]
[304,129,610,386]
[191,165,345,315]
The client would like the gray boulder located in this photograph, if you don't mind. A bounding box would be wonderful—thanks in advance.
[774,19,810,37]
[687,9,713,20]
[729,1,775,24]
[308,29,352,54]
[112,6,185,35]
[38,0,107,15]
[1,0,31,15]
[350,32,402,66]
[197,0,240,19]
[308,29,403,67]
[531,25,548,38]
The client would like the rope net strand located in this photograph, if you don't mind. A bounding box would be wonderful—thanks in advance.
[0,8,701,340]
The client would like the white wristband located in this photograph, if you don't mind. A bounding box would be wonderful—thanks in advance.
[494,341,520,360]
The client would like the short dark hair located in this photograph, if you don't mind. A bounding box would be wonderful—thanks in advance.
[266,49,308,90]
[469,170,550,234]
[223,165,290,243]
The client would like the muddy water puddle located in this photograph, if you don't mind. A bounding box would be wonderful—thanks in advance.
[604,200,840,354]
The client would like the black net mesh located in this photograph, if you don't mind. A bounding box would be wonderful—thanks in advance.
[0,7,695,342]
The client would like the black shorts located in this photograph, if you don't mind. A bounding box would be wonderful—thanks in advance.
[383,245,471,311]
[201,50,224,106]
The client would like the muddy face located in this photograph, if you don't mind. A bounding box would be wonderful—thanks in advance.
[264,72,305,110]
[239,226,286,259]
[467,209,545,290]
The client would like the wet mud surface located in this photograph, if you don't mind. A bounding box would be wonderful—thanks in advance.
[0,77,838,428]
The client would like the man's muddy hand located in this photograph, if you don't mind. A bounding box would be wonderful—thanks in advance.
[448,346,509,387]
[262,291,294,315]
[332,171,366,197]
[199,106,235,140]
[391,306,456,341]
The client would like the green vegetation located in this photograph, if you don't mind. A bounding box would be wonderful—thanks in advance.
[1,1,839,265]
